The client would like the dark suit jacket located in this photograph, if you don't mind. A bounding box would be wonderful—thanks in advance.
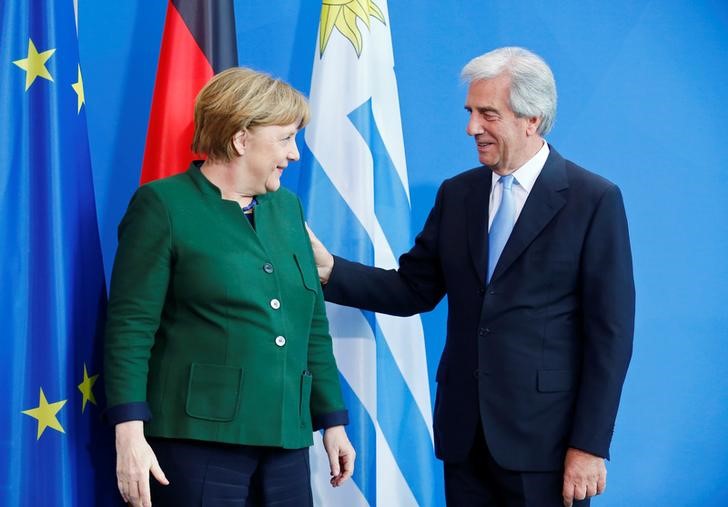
[104,163,347,449]
[324,146,634,471]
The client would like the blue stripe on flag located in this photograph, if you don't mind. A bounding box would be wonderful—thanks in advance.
[374,321,438,507]
[347,99,412,257]
[298,144,373,265]
[337,371,377,506]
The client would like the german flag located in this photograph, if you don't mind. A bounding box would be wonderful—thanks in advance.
[140,0,237,183]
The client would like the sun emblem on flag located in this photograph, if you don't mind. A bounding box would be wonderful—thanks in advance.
[319,0,386,57]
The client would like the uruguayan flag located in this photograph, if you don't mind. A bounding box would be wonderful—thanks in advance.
[301,1,440,505]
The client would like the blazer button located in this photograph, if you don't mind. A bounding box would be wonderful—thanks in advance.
[275,335,286,347]
[473,369,480,378]
[263,262,274,274]
[270,298,281,309]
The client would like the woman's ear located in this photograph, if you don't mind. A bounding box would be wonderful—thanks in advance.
[232,130,246,156]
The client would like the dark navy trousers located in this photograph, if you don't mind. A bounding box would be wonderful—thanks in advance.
[444,424,591,507]
[148,437,313,507]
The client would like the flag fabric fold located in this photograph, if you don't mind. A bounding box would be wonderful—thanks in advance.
[140,0,237,183]
[301,1,442,505]
[0,0,112,505]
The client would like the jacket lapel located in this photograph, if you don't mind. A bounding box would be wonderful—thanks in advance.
[466,168,492,284]
[489,146,569,284]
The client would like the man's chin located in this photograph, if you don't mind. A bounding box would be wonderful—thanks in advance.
[478,156,495,167]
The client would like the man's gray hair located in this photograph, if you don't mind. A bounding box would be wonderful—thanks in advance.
[461,47,557,135]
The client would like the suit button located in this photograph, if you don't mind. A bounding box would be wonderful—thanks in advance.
[489,289,496,295]
[263,263,274,273]
[478,287,485,295]
[473,369,480,378]
[275,335,286,347]
[270,299,281,309]
[478,327,490,336]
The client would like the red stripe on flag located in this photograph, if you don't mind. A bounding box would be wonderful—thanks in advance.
[140,1,214,184]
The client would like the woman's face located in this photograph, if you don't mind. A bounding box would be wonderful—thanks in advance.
[239,122,300,194]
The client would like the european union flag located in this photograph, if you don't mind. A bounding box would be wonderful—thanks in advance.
[0,1,112,505]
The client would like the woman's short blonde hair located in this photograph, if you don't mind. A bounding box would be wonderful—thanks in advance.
[192,67,310,162]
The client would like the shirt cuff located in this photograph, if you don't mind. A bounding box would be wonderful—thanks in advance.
[103,402,152,426]
[313,409,349,431]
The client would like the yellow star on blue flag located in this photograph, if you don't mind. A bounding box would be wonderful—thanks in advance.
[21,388,67,439]
[12,38,56,91]
[77,363,99,412]
[72,64,85,113]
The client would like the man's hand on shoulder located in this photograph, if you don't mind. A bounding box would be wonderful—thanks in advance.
[306,223,334,284]
[562,447,606,507]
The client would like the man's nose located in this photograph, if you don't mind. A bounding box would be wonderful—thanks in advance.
[466,114,482,136]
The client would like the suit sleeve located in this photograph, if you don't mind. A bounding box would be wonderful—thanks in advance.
[103,185,172,423]
[570,184,635,458]
[324,183,448,316]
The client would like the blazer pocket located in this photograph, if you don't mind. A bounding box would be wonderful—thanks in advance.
[185,363,243,422]
[537,369,574,393]
[294,254,318,293]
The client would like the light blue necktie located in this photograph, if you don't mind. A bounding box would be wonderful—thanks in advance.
[487,174,516,283]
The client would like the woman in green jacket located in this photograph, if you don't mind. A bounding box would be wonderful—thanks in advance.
[104,67,354,507]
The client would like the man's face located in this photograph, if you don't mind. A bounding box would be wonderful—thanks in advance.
[464,74,538,175]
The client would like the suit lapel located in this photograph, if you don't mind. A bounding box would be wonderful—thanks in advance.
[490,146,569,284]
[465,168,492,284]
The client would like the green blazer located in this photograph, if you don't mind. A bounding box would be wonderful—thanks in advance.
[104,163,347,449]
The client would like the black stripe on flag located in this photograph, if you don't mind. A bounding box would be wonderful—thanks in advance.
[172,0,238,73]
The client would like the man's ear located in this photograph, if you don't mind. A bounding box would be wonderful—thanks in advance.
[232,130,246,156]
[525,116,541,136]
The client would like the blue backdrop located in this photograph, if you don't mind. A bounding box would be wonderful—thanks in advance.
[78,1,728,505]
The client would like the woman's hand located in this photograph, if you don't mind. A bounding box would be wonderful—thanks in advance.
[115,420,169,506]
[322,425,355,487]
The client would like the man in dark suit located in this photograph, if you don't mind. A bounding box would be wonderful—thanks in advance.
[308,47,634,506]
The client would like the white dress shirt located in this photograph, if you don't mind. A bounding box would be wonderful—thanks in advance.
[488,142,550,231]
